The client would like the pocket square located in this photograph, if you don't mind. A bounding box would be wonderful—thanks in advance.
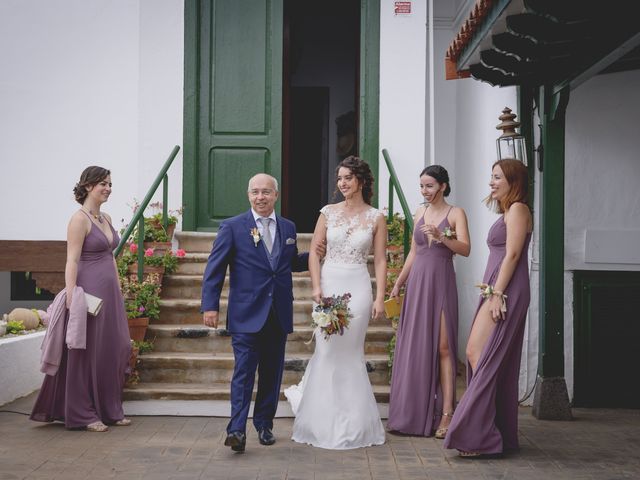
[285,238,296,245]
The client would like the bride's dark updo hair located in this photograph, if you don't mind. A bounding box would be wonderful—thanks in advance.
[73,166,110,204]
[334,156,375,205]
[420,164,451,197]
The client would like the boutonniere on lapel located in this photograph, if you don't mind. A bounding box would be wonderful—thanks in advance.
[250,227,261,247]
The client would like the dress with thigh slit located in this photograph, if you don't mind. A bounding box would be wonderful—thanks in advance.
[444,216,531,454]
[387,213,459,436]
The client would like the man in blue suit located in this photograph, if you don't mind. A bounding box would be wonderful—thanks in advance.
[202,173,310,452]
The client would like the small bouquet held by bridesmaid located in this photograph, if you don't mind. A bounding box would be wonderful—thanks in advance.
[476,283,508,314]
[309,293,353,341]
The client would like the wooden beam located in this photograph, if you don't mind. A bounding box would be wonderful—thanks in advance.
[456,0,512,71]
[561,31,640,93]
[0,241,66,272]
[506,13,594,43]
[445,57,470,80]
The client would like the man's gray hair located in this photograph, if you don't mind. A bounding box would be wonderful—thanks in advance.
[247,173,279,192]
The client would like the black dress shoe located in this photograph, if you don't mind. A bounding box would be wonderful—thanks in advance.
[224,431,246,452]
[257,428,276,446]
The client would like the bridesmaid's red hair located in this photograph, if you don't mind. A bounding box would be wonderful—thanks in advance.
[485,159,528,213]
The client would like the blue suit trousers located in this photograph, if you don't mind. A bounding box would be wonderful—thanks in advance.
[227,308,287,433]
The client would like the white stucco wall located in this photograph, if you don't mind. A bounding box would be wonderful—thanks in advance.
[451,79,517,357]
[378,0,427,212]
[0,331,46,406]
[0,0,184,241]
[565,70,640,272]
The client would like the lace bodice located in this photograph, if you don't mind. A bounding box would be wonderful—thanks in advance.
[320,204,383,264]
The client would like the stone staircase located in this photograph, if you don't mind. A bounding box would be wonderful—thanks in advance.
[123,231,394,404]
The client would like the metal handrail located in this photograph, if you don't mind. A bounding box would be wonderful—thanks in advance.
[382,149,414,256]
[114,145,181,280]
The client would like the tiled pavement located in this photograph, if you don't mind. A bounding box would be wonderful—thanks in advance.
[1,393,639,480]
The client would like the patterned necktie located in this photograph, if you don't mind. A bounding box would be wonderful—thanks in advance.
[259,217,273,253]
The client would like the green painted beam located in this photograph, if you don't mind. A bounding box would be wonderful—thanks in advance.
[359,0,380,207]
[517,86,536,212]
[182,0,199,232]
[538,85,569,378]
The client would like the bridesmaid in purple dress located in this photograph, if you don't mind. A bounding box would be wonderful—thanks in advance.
[444,159,532,456]
[31,166,131,432]
[387,165,470,437]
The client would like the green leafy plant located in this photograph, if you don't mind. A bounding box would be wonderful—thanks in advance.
[387,332,397,369]
[5,320,25,334]
[121,277,161,321]
[144,250,179,274]
[130,216,170,242]
[117,246,184,276]
[122,200,184,243]
[386,212,405,247]
[132,339,155,354]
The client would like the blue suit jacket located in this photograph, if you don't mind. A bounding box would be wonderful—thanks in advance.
[201,210,308,334]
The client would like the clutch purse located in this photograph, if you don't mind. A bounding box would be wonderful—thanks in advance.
[384,296,404,318]
[85,292,104,316]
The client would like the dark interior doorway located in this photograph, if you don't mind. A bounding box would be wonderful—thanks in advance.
[573,271,640,408]
[282,0,360,232]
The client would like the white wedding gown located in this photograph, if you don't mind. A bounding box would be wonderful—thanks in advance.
[285,204,386,449]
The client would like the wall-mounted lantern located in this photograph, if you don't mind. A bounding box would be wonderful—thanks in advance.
[496,107,527,165]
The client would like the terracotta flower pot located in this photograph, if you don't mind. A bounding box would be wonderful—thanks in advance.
[166,223,176,240]
[128,317,149,342]
[149,219,176,241]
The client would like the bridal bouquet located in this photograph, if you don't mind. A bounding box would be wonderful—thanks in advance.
[310,293,353,341]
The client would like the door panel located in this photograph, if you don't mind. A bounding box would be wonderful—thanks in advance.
[210,1,269,134]
[187,0,283,231]
[206,148,270,218]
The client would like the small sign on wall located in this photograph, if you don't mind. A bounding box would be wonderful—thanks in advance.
[394,1,412,15]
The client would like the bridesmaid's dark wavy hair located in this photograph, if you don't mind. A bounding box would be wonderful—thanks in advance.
[334,156,375,205]
[419,165,451,197]
[485,159,528,213]
[73,166,111,205]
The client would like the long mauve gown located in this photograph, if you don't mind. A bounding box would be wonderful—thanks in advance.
[30,214,131,428]
[444,216,531,454]
[387,212,458,436]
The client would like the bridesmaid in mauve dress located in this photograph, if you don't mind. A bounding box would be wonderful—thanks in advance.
[31,166,131,432]
[387,165,470,437]
[444,159,532,456]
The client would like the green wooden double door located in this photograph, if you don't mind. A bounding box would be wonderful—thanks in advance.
[183,0,380,231]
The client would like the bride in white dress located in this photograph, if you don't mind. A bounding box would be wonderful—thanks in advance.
[285,156,387,449]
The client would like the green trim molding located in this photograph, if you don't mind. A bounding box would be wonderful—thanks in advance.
[359,0,380,208]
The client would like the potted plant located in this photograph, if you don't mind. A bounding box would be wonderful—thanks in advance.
[121,276,161,342]
[122,201,183,254]
[149,202,182,237]
[119,246,186,285]
[143,248,183,276]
